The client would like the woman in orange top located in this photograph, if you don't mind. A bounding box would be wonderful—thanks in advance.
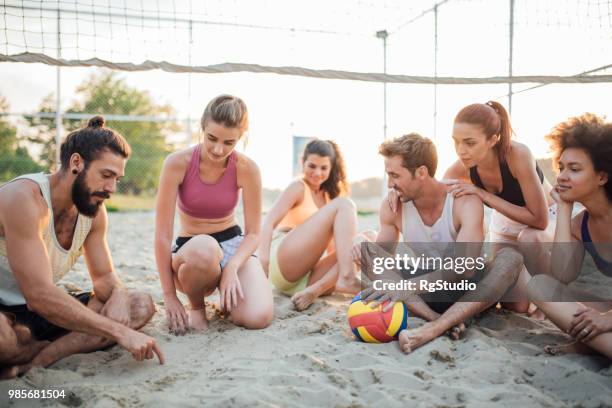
[259,139,360,310]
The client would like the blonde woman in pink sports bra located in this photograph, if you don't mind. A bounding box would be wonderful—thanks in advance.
[259,139,361,311]
[155,95,273,334]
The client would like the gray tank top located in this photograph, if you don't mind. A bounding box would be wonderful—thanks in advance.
[400,192,457,259]
[0,173,92,306]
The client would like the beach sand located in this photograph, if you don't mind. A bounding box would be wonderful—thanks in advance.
[1,211,611,407]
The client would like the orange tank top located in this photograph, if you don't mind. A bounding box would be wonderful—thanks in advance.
[277,179,327,230]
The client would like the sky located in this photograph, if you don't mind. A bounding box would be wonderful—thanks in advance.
[1,0,611,189]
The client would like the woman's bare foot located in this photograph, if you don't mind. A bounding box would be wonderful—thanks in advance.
[398,323,442,354]
[527,304,546,321]
[501,301,531,314]
[335,274,361,294]
[187,308,209,331]
[448,322,466,340]
[0,366,19,380]
[291,288,318,311]
[15,340,51,370]
[544,341,594,356]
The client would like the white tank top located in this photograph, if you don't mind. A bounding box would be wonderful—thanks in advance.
[0,173,93,306]
[401,191,457,245]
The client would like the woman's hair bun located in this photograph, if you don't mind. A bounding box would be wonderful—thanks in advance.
[87,115,105,128]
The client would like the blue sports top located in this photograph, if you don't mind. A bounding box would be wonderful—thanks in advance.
[581,211,612,277]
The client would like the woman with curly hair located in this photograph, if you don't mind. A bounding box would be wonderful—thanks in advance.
[528,113,612,358]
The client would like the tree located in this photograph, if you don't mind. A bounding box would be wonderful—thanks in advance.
[0,96,43,181]
[25,94,57,171]
[28,70,177,194]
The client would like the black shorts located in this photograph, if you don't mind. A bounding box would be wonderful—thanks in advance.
[0,292,92,341]
[399,268,480,315]
[171,225,243,253]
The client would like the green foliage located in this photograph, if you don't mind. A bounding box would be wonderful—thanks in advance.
[24,93,56,171]
[28,70,177,194]
[105,204,120,212]
[0,96,44,181]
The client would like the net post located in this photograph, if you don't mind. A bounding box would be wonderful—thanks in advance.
[55,7,62,170]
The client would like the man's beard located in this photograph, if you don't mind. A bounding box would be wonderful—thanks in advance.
[72,170,109,217]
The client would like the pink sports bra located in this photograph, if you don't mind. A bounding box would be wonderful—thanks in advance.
[177,144,239,219]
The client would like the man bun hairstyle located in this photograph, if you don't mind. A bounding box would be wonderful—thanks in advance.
[60,115,131,170]
[87,115,105,128]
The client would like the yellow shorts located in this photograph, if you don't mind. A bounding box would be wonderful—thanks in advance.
[268,231,310,296]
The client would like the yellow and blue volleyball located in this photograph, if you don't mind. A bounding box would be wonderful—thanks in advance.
[347,293,408,343]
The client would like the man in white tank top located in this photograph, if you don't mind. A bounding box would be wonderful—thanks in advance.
[355,133,524,354]
[0,117,164,379]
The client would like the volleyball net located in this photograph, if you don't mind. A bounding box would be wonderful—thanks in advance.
[0,0,611,199]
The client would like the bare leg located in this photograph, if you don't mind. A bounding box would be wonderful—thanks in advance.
[544,341,595,356]
[399,247,523,354]
[28,291,155,368]
[291,244,364,311]
[501,266,532,313]
[0,366,19,380]
[229,257,273,329]
[277,197,358,288]
[292,258,340,311]
[172,235,223,331]
[517,226,554,276]
[0,314,48,364]
[0,313,48,379]
[528,275,612,359]
[501,226,554,313]
[404,295,440,322]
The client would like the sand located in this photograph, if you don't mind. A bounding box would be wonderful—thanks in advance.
[1,210,611,407]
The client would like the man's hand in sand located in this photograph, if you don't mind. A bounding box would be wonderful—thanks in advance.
[117,328,165,364]
[164,294,189,335]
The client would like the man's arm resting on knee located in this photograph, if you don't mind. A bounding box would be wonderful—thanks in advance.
[360,200,401,281]
[2,197,130,343]
[83,205,130,304]
[365,199,440,321]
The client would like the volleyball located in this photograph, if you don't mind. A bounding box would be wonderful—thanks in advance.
[347,293,409,343]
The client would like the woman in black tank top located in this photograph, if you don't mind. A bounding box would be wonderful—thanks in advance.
[445,101,552,232]
[527,113,612,359]
[443,101,554,313]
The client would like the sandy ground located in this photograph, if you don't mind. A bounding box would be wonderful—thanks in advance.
[1,211,612,407]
